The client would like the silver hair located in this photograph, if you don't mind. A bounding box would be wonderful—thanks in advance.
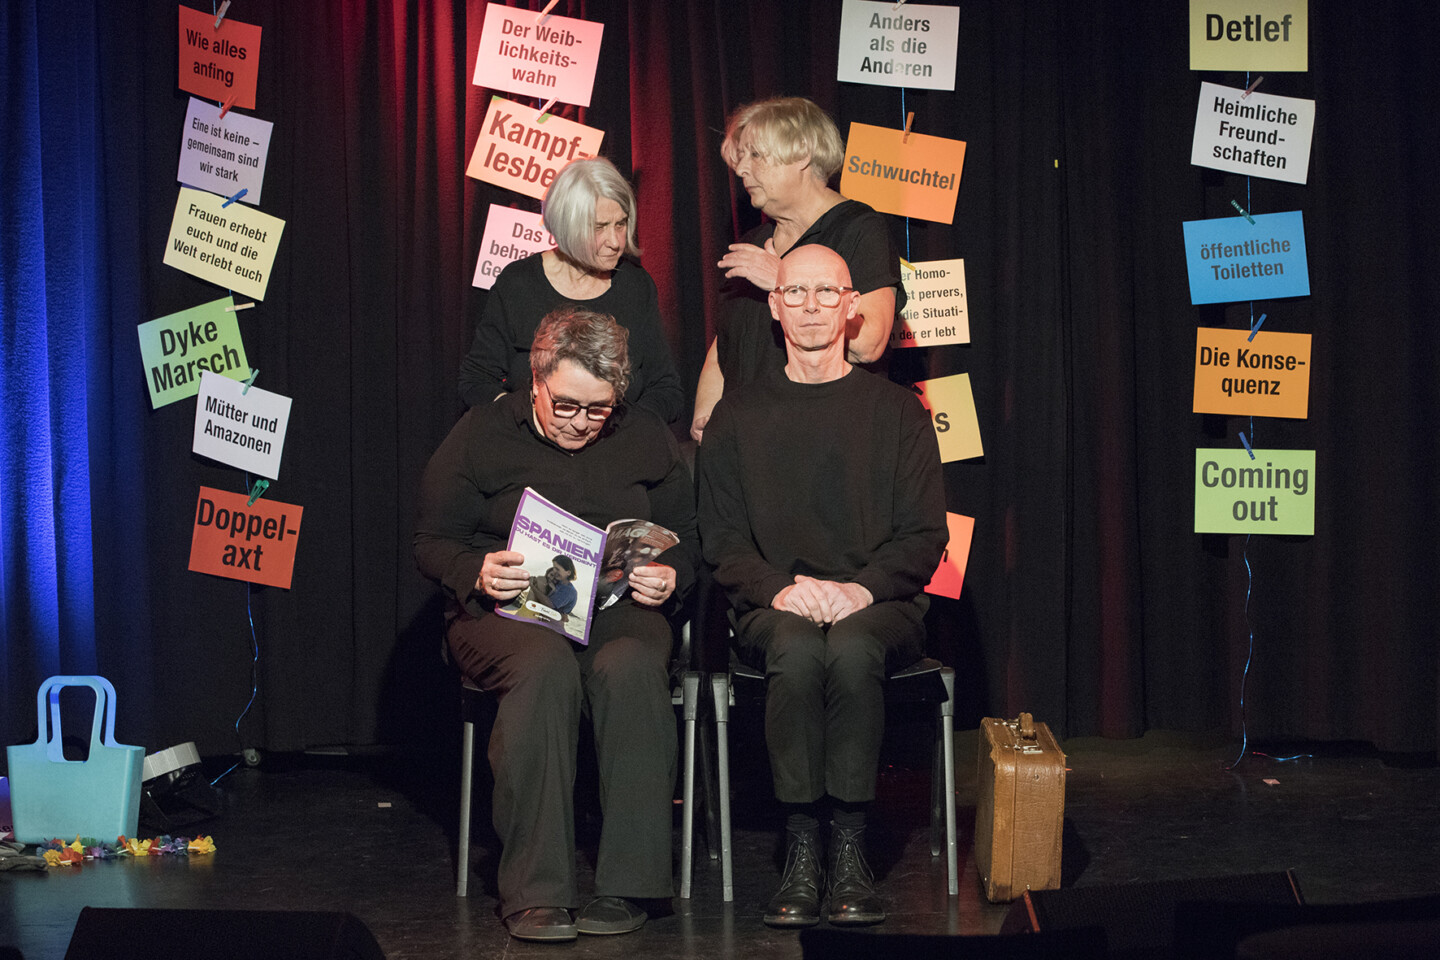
[542,157,641,271]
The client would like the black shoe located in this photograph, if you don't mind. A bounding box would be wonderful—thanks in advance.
[504,907,577,941]
[764,827,824,927]
[826,824,886,925]
[575,896,648,935]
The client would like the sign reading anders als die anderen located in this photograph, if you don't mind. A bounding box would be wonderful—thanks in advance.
[836,0,960,91]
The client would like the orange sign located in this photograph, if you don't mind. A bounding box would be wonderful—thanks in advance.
[1192,327,1311,419]
[188,486,303,589]
[839,121,966,224]
[177,5,261,111]
[926,512,976,600]
[467,96,605,200]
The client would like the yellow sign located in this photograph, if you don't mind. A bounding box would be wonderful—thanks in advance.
[1193,327,1311,419]
[467,96,605,200]
[1190,0,1308,72]
[839,122,966,224]
[163,187,285,300]
[914,373,983,462]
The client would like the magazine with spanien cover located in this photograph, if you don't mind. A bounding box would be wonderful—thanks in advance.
[494,487,678,645]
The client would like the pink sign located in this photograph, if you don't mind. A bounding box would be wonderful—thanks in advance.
[925,512,975,600]
[467,97,604,201]
[472,2,605,108]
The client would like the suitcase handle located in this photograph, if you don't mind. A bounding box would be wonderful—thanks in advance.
[30,675,124,762]
[1018,712,1035,740]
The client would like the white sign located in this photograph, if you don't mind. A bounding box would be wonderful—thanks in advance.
[177,97,274,204]
[472,1,605,107]
[473,205,555,289]
[893,258,969,348]
[1191,81,1315,184]
[837,0,960,92]
[192,370,292,480]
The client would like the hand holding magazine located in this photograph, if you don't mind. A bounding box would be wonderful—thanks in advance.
[494,488,679,645]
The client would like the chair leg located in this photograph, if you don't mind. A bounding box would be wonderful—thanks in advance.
[709,672,734,903]
[680,671,701,899]
[938,667,958,896]
[458,718,475,897]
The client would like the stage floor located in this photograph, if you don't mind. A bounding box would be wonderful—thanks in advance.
[4,727,1436,959]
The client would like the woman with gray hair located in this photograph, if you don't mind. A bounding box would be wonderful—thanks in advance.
[691,97,905,442]
[418,308,697,942]
[459,156,683,424]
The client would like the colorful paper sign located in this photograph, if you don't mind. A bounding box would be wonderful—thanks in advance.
[177,5,261,110]
[914,373,983,462]
[193,370,292,480]
[1195,448,1314,535]
[163,187,285,300]
[1182,210,1309,304]
[840,122,966,224]
[836,0,960,92]
[1193,327,1312,419]
[894,259,969,348]
[1189,0,1308,72]
[925,512,976,600]
[472,2,605,108]
[1191,81,1315,185]
[177,97,273,204]
[467,96,605,200]
[137,297,250,409]
[189,485,304,589]
[473,205,555,289]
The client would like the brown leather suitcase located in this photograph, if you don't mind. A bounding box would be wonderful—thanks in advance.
[975,712,1066,902]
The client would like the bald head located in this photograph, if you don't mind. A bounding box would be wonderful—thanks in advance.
[769,245,859,369]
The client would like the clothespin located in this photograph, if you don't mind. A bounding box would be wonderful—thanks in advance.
[1247,313,1267,342]
[1238,432,1256,460]
[536,97,557,123]
[902,111,915,144]
[1230,199,1255,225]
[225,302,255,312]
[247,479,270,506]
[899,257,916,273]
[222,188,248,208]
[219,94,237,119]
[1242,75,1264,99]
[894,1,909,9]
[242,368,259,395]
[215,1,232,30]
[536,0,559,25]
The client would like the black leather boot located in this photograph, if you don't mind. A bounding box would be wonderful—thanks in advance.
[826,824,886,925]
[763,827,823,927]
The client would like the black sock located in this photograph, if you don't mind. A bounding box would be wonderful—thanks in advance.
[830,801,867,832]
[784,802,820,835]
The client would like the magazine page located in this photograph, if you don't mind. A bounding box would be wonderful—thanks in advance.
[594,519,680,610]
[494,488,606,645]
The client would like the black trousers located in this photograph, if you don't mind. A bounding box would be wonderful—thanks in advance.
[448,602,677,916]
[735,598,926,804]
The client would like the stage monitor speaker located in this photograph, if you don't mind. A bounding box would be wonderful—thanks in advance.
[1000,869,1304,959]
[64,908,386,960]
[800,926,1107,959]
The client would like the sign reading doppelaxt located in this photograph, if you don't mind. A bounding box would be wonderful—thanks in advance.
[1182,210,1309,304]
[472,2,604,107]
[1189,0,1308,72]
[193,370,292,480]
[189,486,303,589]
[164,187,285,300]
[1191,82,1315,184]
[1194,448,1315,535]
[137,297,250,409]
[836,0,960,92]
[467,96,604,200]
[893,259,969,348]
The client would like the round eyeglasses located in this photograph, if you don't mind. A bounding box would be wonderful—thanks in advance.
[774,284,853,308]
[540,379,615,422]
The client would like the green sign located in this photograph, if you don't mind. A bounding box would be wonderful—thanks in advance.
[1194,448,1315,535]
[137,297,250,408]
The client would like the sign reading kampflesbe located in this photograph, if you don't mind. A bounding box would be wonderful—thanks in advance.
[467,96,604,200]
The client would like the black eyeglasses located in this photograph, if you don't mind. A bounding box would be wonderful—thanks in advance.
[774,284,853,308]
[540,380,615,422]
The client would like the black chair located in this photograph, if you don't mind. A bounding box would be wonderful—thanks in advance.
[688,651,959,901]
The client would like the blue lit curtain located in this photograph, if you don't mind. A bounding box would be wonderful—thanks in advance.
[1,2,106,734]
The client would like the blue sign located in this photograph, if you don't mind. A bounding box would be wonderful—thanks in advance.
[1182,210,1309,305]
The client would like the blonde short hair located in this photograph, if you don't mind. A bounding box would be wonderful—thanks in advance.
[720,97,844,184]
[542,157,641,271]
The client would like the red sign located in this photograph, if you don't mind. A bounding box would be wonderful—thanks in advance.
[177,5,262,110]
[188,486,302,589]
